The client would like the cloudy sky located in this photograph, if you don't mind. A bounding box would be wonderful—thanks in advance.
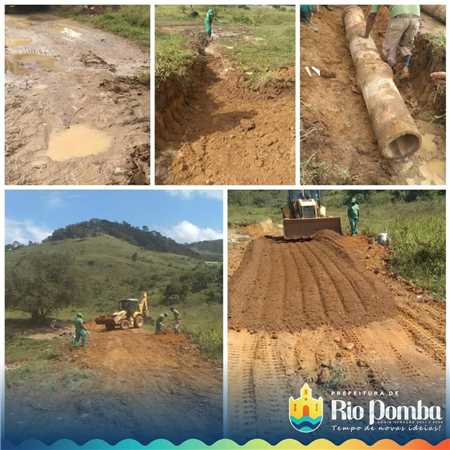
[5,190,223,244]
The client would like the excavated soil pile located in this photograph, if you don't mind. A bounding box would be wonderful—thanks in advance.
[229,230,395,332]
[156,33,295,185]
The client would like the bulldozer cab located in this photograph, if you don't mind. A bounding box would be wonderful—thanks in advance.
[297,199,318,219]
[119,299,139,313]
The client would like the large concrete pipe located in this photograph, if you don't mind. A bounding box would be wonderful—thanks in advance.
[343,6,422,159]
[421,5,446,24]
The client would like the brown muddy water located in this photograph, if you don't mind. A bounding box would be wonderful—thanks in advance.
[47,125,112,161]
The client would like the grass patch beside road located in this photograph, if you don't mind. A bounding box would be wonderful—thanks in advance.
[156,5,295,87]
[56,5,150,48]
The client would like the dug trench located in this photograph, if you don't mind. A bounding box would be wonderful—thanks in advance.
[6,13,149,185]
[156,32,295,185]
[5,324,222,444]
[300,6,445,185]
[228,229,445,441]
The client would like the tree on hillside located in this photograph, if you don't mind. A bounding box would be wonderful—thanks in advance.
[5,251,82,321]
[162,282,188,305]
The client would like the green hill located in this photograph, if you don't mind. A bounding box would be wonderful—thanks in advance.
[42,218,222,261]
[6,234,223,317]
[187,240,223,261]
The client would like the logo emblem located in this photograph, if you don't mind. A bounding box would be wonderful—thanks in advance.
[289,383,323,433]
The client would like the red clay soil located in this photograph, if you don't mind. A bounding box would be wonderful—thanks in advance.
[229,230,395,332]
[227,227,445,438]
[156,51,295,185]
[6,325,222,443]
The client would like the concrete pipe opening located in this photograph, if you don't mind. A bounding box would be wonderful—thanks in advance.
[384,132,422,159]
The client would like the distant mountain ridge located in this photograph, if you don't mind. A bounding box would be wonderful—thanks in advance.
[41,218,222,261]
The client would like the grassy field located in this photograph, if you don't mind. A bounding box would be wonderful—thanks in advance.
[229,190,446,298]
[56,5,150,48]
[156,5,295,86]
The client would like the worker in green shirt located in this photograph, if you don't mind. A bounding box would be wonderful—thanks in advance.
[363,5,420,80]
[73,312,88,347]
[204,8,215,40]
[347,198,360,236]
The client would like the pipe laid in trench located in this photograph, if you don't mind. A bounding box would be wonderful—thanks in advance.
[343,6,422,159]
[421,5,446,24]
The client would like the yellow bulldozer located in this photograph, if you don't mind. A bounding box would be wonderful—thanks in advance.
[282,191,342,240]
[95,292,150,330]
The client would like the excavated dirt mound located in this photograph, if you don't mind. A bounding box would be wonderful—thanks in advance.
[227,226,445,440]
[6,324,222,444]
[5,14,149,185]
[229,230,395,332]
[156,36,295,185]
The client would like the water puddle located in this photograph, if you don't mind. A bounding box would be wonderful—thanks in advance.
[419,159,445,184]
[6,53,55,74]
[6,37,32,48]
[47,125,112,161]
[417,133,445,184]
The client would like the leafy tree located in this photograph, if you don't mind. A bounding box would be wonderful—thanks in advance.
[162,282,187,305]
[5,251,82,321]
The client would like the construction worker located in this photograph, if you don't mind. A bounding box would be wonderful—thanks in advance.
[170,307,181,334]
[204,8,215,39]
[155,313,168,335]
[347,198,360,236]
[363,5,420,80]
[73,312,88,347]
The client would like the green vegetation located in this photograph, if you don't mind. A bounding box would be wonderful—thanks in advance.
[6,228,223,359]
[156,5,295,86]
[56,5,150,48]
[6,251,82,320]
[156,32,196,85]
[229,190,445,298]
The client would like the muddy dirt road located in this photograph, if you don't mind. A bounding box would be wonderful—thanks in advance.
[228,229,445,440]
[6,325,222,444]
[300,7,445,185]
[156,32,295,185]
[6,13,149,185]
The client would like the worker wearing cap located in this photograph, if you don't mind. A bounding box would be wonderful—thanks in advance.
[170,307,181,334]
[155,313,168,335]
[204,8,215,39]
[363,5,420,80]
[73,312,88,347]
[347,198,360,236]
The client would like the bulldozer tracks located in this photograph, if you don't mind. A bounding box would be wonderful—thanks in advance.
[228,231,445,437]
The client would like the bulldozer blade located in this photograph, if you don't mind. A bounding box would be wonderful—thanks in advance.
[283,217,342,240]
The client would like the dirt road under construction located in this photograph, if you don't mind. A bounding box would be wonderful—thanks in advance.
[6,325,222,444]
[156,32,295,185]
[6,13,149,185]
[228,229,445,439]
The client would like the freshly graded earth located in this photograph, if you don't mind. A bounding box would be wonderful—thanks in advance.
[6,13,150,185]
[228,229,445,439]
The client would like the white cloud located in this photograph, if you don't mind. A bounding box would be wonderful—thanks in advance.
[46,191,64,208]
[167,190,222,201]
[167,220,222,243]
[6,218,52,244]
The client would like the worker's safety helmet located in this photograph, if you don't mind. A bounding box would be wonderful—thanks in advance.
[351,197,357,204]
[76,312,83,318]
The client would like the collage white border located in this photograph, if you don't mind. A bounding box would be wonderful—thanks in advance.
[1,0,448,444]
